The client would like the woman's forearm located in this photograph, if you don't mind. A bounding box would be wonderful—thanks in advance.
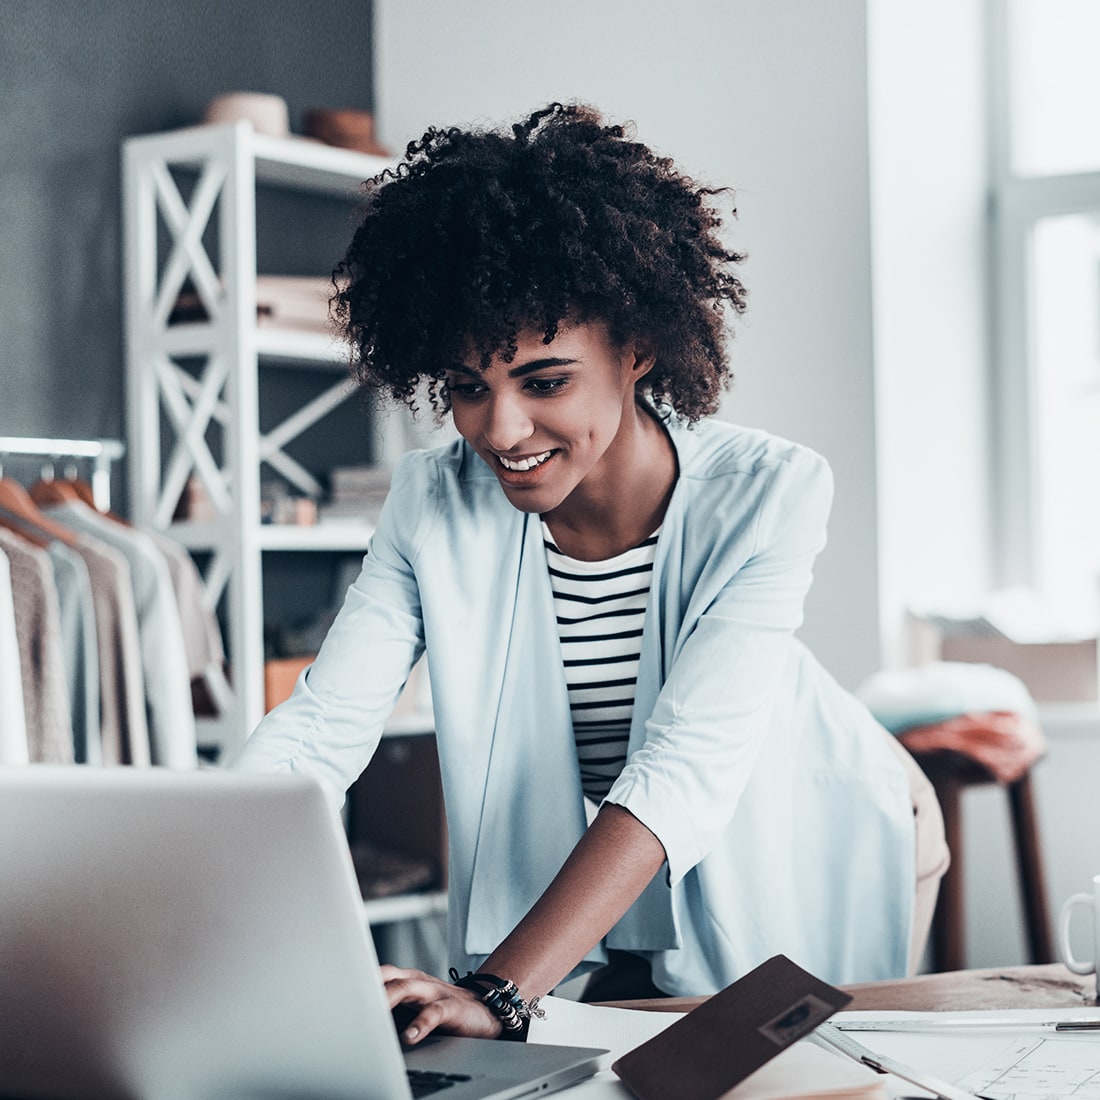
[479,802,667,1000]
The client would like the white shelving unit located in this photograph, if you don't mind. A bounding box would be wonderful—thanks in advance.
[122,120,398,753]
[121,122,445,925]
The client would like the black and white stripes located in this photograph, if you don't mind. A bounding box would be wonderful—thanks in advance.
[542,522,658,803]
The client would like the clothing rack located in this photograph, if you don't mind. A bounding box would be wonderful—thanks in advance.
[0,437,125,512]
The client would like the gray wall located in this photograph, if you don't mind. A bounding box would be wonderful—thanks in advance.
[0,0,376,453]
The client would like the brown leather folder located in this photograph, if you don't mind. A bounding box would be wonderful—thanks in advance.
[612,955,854,1100]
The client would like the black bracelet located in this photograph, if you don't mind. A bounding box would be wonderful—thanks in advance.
[449,969,545,1041]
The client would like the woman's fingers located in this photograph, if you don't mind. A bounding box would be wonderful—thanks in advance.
[381,967,502,1044]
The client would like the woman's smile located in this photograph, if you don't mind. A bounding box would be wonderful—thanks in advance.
[496,449,555,473]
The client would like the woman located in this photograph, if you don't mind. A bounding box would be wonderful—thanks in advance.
[234,103,947,1043]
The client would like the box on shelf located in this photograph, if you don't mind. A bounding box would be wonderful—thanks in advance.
[263,655,314,713]
[319,464,391,525]
[907,613,1098,703]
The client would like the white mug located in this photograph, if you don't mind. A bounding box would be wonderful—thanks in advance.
[1059,874,1100,975]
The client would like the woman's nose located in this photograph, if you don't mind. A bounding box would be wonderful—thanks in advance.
[481,393,533,452]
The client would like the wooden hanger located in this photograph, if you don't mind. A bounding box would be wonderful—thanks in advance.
[0,477,80,548]
[28,477,85,507]
[30,475,132,527]
[65,475,98,509]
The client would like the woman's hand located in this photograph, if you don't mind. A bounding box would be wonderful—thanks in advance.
[380,964,502,1045]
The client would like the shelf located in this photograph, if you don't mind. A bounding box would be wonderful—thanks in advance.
[256,326,352,366]
[250,130,396,195]
[257,523,376,551]
[126,122,397,198]
[161,321,352,370]
[124,120,401,763]
[168,521,376,552]
[362,890,447,926]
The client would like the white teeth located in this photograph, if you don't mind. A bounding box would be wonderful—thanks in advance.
[498,450,552,472]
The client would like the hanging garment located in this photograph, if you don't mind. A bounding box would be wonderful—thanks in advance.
[46,543,102,765]
[43,502,196,768]
[144,528,225,681]
[0,548,29,764]
[0,528,74,764]
[67,534,151,767]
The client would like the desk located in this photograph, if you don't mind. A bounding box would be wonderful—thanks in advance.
[605,963,1097,1014]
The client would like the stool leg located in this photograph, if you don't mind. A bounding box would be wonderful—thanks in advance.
[1007,773,1054,964]
[930,776,966,972]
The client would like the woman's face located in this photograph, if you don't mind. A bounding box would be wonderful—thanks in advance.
[444,321,650,516]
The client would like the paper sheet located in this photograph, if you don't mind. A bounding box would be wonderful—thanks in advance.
[834,1008,1100,1099]
[527,996,685,1096]
[956,1035,1100,1098]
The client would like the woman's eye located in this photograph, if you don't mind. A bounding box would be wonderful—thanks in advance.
[445,381,485,400]
[527,377,567,395]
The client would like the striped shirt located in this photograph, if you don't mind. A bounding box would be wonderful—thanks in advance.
[542,522,659,803]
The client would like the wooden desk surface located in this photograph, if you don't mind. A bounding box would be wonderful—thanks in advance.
[606,964,1098,1014]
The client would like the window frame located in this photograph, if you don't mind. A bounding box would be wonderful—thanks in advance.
[988,0,1100,591]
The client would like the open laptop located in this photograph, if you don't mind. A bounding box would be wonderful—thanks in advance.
[0,766,607,1100]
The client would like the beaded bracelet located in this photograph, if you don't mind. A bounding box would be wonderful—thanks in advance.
[449,969,545,1041]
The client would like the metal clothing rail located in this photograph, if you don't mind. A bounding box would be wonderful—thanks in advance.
[0,436,126,512]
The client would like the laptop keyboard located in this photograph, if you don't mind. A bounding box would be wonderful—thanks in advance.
[406,1068,474,1096]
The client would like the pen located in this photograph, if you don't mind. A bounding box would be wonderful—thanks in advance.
[833,1016,1100,1033]
[816,1022,994,1100]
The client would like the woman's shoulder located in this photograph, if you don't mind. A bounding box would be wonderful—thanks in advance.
[670,416,831,490]
[386,437,514,534]
[391,436,499,496]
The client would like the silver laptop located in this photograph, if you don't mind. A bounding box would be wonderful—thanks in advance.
[0,766,607,1100]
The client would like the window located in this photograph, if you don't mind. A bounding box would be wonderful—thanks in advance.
[991,0,1100,632]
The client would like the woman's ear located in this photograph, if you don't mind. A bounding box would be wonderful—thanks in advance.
[629,342,657,381]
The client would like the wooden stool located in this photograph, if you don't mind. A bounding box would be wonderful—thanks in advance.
[912,748,1053,972]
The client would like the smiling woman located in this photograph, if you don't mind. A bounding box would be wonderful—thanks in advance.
[233,102,948,1044]
[444,323,673,560]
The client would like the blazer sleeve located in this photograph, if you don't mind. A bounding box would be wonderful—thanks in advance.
[604,447,834,884]
[231,454,433,807]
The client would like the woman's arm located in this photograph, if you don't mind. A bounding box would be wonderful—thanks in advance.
[382,802,666,1043]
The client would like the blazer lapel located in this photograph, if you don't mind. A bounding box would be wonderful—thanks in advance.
[464,513,589,956]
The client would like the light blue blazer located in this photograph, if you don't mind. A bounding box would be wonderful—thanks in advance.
[235,417,915,993]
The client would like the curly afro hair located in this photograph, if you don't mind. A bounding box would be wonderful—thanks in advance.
[333,102,747,422]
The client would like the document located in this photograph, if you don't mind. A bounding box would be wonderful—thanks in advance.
[957,1035,1100,1098]
[835,1008,1100,1099]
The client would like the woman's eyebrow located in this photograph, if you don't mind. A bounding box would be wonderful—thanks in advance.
[445,357,579,379]
[444,363,480,377]
[509,357,578,378]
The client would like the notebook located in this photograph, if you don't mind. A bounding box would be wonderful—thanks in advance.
[0,765,607,1099]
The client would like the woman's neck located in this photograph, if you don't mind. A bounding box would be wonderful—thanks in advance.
[542,403,677,561]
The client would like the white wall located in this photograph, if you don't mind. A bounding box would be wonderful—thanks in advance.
[868,0,993,668]
[375,0,882,689]
[867,3,1100,972]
